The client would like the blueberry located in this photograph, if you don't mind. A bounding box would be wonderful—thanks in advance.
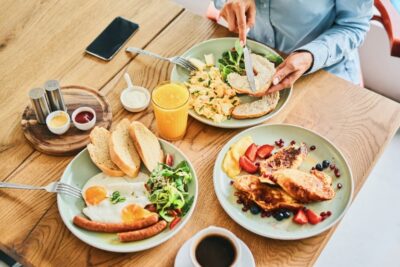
[283,210,291,219]
[250,205,261,215]
[322,160,330,169]
[315,163,323,171]
[273,212,284,221]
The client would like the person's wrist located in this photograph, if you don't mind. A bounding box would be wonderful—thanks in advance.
[293,50,314,73]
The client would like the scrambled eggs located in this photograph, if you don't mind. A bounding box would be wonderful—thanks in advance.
[187,66,240,123]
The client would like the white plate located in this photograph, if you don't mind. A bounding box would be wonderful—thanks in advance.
[57,140,198,252]
[170,37,292,129]
[213,124,353,240]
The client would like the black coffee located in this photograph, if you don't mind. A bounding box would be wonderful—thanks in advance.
[195,234,236,267]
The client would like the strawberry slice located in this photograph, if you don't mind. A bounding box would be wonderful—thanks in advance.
[245,143,258,161]
[305,209,322,225]
[293,209,308,225]
[256,144,274,159]
[165,154,174,167]
[239,156,259,174]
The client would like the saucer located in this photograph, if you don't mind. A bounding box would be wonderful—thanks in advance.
[174,235,255,267]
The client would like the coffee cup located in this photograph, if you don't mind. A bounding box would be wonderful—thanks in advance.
[190,226,241,267]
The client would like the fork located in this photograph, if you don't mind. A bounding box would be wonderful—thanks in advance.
[126,47,198,71]
[0,181,82,198]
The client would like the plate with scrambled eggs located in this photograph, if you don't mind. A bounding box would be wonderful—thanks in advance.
[170,38,292,128]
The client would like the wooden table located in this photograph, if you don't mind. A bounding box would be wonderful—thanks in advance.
[1,1,399,266]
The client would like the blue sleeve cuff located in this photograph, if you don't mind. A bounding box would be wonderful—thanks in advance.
[295,41,329,74]
[213,0,225,10]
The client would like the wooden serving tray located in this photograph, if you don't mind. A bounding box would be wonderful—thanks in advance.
[21,85,112,156]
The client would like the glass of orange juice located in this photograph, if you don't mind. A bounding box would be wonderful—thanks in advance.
[151,81,190,141]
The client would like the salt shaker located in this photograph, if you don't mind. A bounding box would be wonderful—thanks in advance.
[28,88,50,124]
[44,80,67,112]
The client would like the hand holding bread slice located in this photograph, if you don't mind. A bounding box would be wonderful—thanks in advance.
[227,54,276,96]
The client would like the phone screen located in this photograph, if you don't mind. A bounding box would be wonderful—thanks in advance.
[86,17,139,61]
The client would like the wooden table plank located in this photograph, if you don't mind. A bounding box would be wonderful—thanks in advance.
[0,0,183,181]
[0,0,183,257]
[8,9,400,267]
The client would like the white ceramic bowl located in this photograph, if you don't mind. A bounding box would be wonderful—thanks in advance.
[71,107,96,131]
[46,110,70,135]
[189,226,242,267]
[120,86,150,112]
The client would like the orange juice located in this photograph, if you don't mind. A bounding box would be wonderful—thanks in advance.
[152,82,189,140]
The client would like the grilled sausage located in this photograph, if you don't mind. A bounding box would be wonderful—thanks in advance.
[72,214,159,233]
[118,220,167,242]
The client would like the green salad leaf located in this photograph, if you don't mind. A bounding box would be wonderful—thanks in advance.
[147,160,193,222]
[218,39,283,81]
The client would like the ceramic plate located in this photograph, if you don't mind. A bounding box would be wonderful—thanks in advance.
[57,140,198,252]
[213,124,353,240]
[170,37,292,129]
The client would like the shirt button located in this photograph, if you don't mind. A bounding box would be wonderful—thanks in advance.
[263,3,267,8]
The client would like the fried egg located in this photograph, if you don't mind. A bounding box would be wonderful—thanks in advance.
[81,172,152,224]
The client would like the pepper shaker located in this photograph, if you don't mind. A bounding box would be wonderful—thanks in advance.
[28,88,50,124]
[44,80,67,112]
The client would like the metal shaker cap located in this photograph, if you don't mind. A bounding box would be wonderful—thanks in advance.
[29,87,46,99]
[44,80,67,112]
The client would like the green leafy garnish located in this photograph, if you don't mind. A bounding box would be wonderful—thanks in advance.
[147,160,193,222]
[262,50,283,65]
[110,191,126,204]
[218,39,283,81]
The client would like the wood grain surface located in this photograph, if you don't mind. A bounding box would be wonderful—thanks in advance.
[21,86,112,156]
[0,0,183,183]
[0,2,400,267]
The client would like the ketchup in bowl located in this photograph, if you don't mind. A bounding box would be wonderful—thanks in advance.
[71,107,96,131]
[75,111,94,123]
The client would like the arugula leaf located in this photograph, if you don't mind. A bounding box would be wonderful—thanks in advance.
[110,191,126,204]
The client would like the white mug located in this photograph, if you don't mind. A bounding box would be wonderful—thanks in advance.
[189,226,242,267]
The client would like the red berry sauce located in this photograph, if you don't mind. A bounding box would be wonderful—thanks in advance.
[75,111,94,123]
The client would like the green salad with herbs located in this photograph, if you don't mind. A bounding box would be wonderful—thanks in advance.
[218,40,283,81]
[147,160,194,222]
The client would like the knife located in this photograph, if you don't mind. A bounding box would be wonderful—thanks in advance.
[243,45,256,92]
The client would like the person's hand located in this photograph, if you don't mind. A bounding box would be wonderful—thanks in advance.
[220,0,256,44]
[267,51,313,93]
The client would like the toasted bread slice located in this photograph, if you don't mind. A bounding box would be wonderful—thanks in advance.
[233,175,303,211]
[87,127,125,177]
[231,91,280,119]
[227,54,276,95]
[109,119,141,177]
[129,121,164,172]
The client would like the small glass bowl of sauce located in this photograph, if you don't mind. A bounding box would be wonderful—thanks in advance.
[46,110,70,135]
[71,107,96,131]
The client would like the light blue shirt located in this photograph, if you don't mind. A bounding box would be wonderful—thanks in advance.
[214,0,373,84]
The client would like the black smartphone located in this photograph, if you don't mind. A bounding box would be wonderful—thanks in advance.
[85,17,139,61]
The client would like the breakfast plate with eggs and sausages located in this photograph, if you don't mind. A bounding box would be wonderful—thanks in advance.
[57,120,198,252]
[171,38,292,128]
